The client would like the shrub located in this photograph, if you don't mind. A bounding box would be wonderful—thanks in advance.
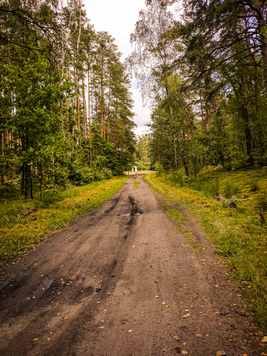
[170,171,186,187]
[222,179,240,198]
[155,163,163,177]
[248,180,260,192]
[69,165,94,185]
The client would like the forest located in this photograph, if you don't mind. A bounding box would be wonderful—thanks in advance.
[1,0,266,200]
[0,0,136,199]
[128,0,267,175]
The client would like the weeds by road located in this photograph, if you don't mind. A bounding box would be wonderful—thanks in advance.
[145,169,267,336]
[0,176,127,261]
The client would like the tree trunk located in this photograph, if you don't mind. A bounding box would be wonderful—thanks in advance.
[0,131,4,185]
[252,0,267,90]
[100,55,105,138]
[82,84,86,137]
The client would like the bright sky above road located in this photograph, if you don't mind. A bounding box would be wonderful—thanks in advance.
[83,0,152,137]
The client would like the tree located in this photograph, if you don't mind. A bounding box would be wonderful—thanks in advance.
[0,0,136,197]
[127,0,177,104]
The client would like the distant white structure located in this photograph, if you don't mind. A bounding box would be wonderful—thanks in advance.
[132,165,138,172]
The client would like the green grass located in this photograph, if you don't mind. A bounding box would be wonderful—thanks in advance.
[145,168,267,334]
[0,176,127,261]
[134,180,140,190]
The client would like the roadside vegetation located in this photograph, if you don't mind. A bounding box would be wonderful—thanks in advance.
[0,0,136,200]
[0,176,127,261]
[145,167,267,334]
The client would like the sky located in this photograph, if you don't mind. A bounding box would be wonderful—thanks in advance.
[83,0,153,137]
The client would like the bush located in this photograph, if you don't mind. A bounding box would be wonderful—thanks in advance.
[222,179,240,198]
[189,177,219,197]
[112,166,124,176]
[69,165,94,185]
[170,171,186,187]
[155,163,163,177]
[202,180,219,197]
[248,180,260,192]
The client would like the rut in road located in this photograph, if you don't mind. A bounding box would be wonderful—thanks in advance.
[0,175,262,356]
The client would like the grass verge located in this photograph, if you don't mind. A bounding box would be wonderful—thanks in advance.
[134,180,140,190]
[145,169,267,335]
[0,176,127,261]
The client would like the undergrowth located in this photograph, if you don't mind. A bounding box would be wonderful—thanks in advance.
[145,167,267,335]
[0,176,127,260]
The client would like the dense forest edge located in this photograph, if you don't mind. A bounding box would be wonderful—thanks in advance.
[1,0,267,343]
[0,0,136,200]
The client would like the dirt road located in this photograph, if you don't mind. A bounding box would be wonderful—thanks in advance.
[0,176,262,355]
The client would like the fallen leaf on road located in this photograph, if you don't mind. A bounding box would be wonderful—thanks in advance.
[47,338,51,341]
[34,338,38,341]
[128,330,132,333]
[162,302,166,305]
[182,313,190,318]
[99,326,104,329]
[261,336,267,343]
[173,335,180,341]
[182,351,188,355]
[196,334,202,337]
[216,351,226,356]
[163,349,167,352]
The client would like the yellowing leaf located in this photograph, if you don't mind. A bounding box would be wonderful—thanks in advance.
[182,313,190,318]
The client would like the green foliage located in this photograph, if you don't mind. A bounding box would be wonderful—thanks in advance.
[145,168,267,333]
[169,171,186,187]
[134,135,152,170]
[128,0,267,178]
[0,0,136,198]
[222,179,240,199]
[248,180,260,192]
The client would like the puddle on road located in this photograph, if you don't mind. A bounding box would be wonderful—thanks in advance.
[119,213,141,217]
